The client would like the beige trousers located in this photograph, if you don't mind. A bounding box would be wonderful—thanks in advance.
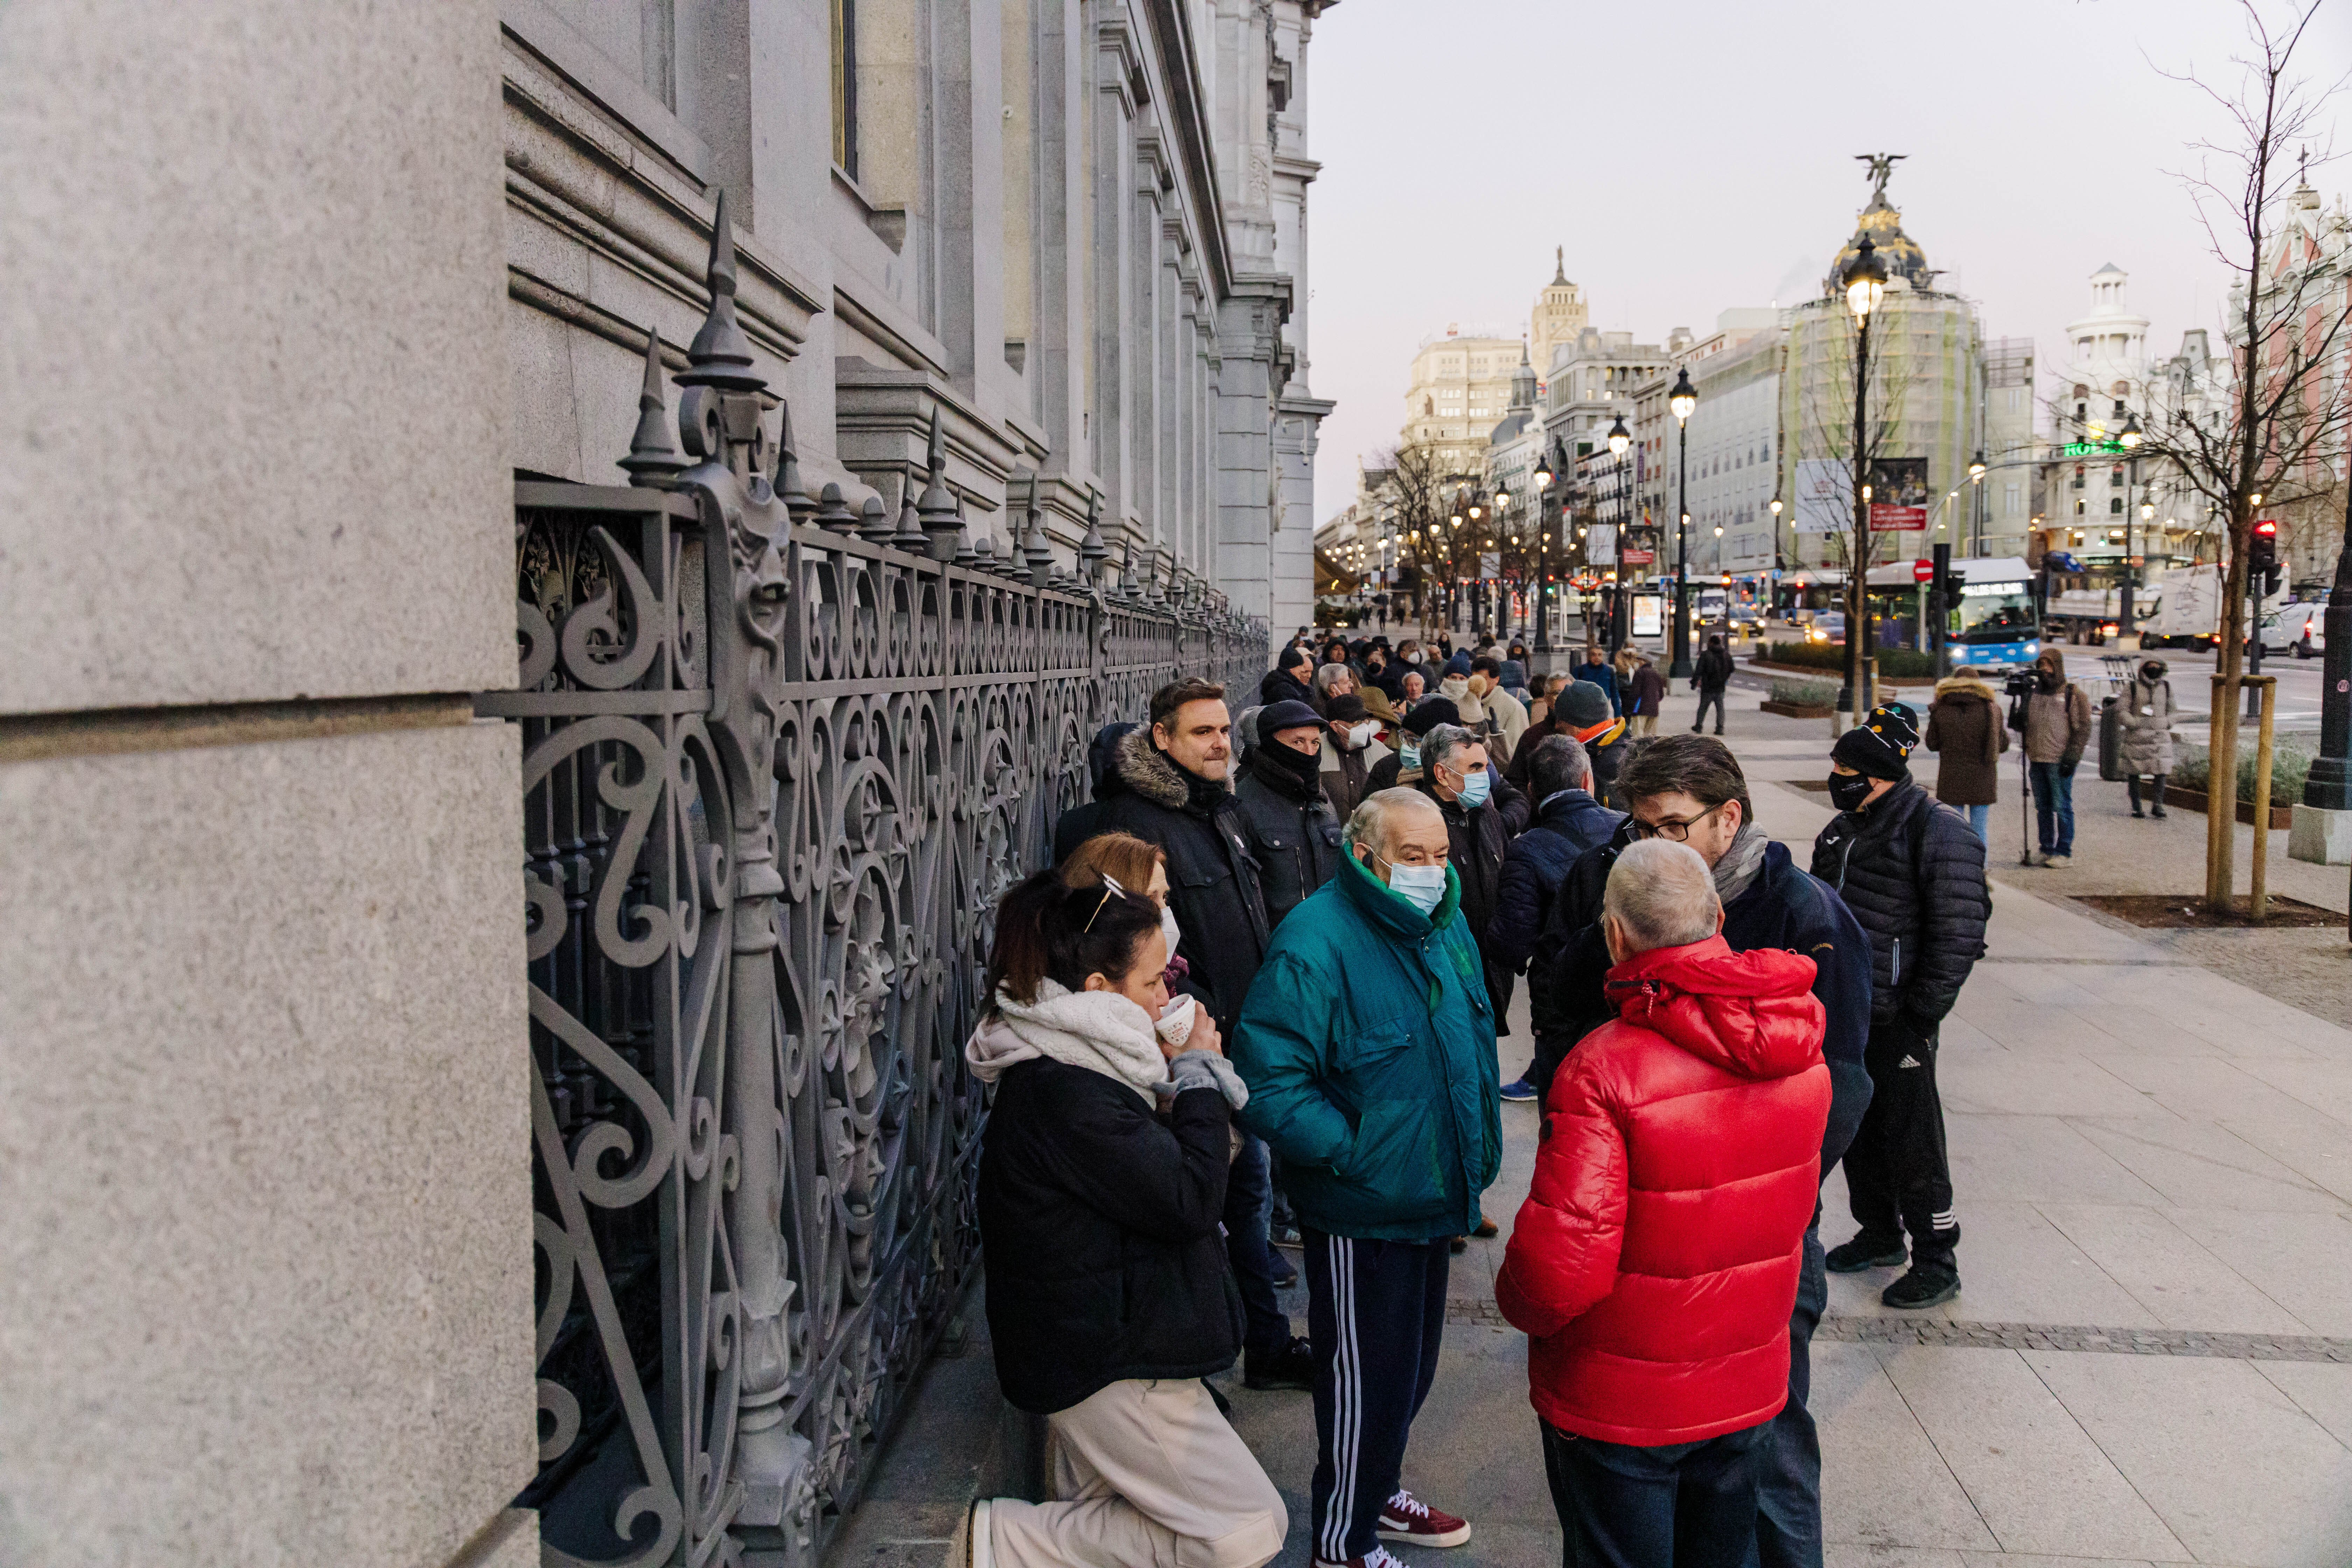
[990,1378,1287,1568]
[1631,713,1658,736]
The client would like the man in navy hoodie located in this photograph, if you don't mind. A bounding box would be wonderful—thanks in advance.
[1530,734,1872,1568]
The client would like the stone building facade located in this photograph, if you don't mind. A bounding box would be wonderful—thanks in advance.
[0,3,1325,1567]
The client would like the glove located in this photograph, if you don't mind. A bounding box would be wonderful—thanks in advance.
[1163,1049,1250,1111]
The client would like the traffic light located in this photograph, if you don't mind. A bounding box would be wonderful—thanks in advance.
[2249,517,2283,596]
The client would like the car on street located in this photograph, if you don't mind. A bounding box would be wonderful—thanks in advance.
[2263,602,2328,657]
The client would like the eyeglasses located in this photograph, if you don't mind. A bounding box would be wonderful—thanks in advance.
[1627,800,1726,843]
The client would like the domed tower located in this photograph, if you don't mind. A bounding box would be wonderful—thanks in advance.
[1507,338,1538,412]
[1530,247,1588,377]
[1826,155,1935,294]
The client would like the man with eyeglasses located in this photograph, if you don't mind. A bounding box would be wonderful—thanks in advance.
[1233,788,1501,1568]
[1529,735,1872,1568]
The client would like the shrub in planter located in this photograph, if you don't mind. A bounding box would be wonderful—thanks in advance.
[2171,740,2314,806]
[1770,678,1840,709]
[1762,640,1937,678]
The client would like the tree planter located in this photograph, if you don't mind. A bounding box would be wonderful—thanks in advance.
[1760,700,1836,719]
[2162,782,2294,830]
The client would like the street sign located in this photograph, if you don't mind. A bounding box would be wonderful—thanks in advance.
[1622,547,1655,565]
[2061,439,2128,457]
[1913,559,1935,582]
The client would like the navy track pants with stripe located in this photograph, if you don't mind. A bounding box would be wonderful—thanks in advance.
[1303,1227,1449,1563]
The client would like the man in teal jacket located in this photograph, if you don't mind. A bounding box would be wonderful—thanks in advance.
[1233,787,1502,1568]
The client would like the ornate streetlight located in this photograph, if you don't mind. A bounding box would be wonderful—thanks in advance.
[1840,233,1889,723]
[1668,367,1698,678]
[1533,447,1557,652]
[2118,411,2143,639]
[1608,414,1632,652]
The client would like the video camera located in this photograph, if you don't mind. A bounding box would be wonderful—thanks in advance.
[2002,668,2039,700]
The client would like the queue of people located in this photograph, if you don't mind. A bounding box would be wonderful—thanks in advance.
[957,635,1989,1568]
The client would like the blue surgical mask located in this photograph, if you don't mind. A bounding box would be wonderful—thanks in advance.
[1400,740,1421,771]
[1384,862,1448,914]
[1454,766,1492,809]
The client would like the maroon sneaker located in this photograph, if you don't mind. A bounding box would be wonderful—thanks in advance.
[1377,1489,1472,1548]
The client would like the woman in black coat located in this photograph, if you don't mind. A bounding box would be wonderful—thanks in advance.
[963,871,1286,1567]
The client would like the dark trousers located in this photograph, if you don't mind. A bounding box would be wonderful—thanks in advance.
[2127,774,2168,813]
[1542,1418,1768,1568]
[1693,690,1727,733]
[1226,1132,1291,1358]
[1529,1029,1575,1107]
[1843,1025,1959,1273]
[2028,760,2076,854]
[1304,1228,1448,1562]
[1749,1225,1827,1568]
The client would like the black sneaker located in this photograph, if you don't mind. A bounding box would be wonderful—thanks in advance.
[1883,1267,1960,1310]
[1824,1234,1907,1273]
[1270,1252,1298,1290]
[1244,1335,1315,1391]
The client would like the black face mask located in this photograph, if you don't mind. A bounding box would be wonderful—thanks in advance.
[1259,739,1324,791]
[1827,772,1877,813]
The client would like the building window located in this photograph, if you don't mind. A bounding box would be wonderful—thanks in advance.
[2110,496,2124,514]
[2072,464,2085,489]
[832,0,858,175]
[2109,465,2123,487]
[2075,499,2086,516]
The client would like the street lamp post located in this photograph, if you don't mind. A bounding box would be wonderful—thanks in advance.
[1607,415,1632,655]
[1840,234,1889,725]
[1534,448,1557,655]
[1768,494,1785,623]
[1668,367,1697,678]
[1493,482,1513,642]
[2119,412,2143,640]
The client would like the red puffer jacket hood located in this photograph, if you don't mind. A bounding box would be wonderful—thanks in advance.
[1496,934,1830,1446]
[1602,938,1825,1082]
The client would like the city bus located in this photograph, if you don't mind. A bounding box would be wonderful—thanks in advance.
[1944,557,2039,671]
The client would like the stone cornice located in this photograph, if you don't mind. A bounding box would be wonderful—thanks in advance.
[1140,0,1233,301]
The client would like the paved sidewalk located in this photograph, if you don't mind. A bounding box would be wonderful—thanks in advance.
[1221,679,2352,1568]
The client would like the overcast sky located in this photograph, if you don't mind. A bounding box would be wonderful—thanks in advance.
[1301,0,2352,523]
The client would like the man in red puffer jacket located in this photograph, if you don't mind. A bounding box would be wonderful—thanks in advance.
[1497,838,1830,1568]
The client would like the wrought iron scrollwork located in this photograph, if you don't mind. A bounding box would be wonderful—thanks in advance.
[488,192,1267,1567]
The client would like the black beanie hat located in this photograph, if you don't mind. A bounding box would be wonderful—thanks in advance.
[1257,699,1323,741]
[1832,702,1921,780]
[1400,696,1462,736]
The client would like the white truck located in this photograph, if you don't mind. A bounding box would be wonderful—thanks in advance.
[2139,563,2287,651]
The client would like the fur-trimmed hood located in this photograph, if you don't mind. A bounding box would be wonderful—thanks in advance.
[1112,725,1228,811]
[1933,677,1996,704]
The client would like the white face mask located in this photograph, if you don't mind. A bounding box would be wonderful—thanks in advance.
[1385,862,1448,914]
[1345,720,1378,749]
[1158,903,1181,962]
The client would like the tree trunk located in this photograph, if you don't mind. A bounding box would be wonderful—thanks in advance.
[2207,506,2251,910]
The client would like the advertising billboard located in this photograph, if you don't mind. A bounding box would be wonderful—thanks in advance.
[1586,523,1617,565]
[1867,457,1930,532]
[1792,458,1849,536]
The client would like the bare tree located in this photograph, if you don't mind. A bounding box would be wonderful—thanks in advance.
[1370,441,1484,637]
[2132,0,2352,910]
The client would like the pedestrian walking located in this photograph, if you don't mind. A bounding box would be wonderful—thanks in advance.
[1093,679,1309,1392]
[1923,667,2007,843]
[1233,788,1502,1568]
[963,869,1286,1568]
[1498,840,1831,1568]
[2014,649,2091,866]
[1815,703,1990,1311]
[1485,736,1624,1103]
[1527,735,1872,1568]
[1317,693,1390,821]
[1691,634,1735,735]
[1237,700,1346,929]
[2118,658,2175,819]
[1625,655,1666,738]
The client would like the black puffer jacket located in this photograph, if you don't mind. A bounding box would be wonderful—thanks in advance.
[1234,746,1345,928]
[980,1060,1242,1414]
[1096,730,1271,1032]
[1052,721,1139,862]
[1414,775,1513,1037]
[1810,774,1990,1031]
[1259,666,1323,716]
[1485,788,1625,985]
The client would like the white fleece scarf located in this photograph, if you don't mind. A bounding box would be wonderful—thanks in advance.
[964,979,1168,1104]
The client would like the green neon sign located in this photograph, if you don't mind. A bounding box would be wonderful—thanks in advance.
[2061,439,2127,457]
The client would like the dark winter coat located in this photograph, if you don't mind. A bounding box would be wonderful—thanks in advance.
[1923,679,2006,807]
[1533,831,1874,1173]
[1626,664,1666,718]
[1095,730,1271,1033]
[1260,666,1323,716]
[1503,716,1628,811]
[1235,747,1346,929]
[1232,850,1500,1241]
[1415,774,1514,1037]
[1052,721,1140,862]
[979,1059,1242,1413]
[1368,751,1532,834]
[1694,645,1735,693]
[1487,789,1626,1031]
[1318,732,1391,822]
[1570,659,1623,715]
[1811,774,1990,1034]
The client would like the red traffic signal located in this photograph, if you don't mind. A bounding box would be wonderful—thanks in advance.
[2253,517,2278,539]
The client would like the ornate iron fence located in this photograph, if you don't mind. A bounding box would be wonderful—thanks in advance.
[480,195,1266,1568]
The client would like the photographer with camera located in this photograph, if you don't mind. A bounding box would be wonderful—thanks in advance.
[2009,650,2091,868]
